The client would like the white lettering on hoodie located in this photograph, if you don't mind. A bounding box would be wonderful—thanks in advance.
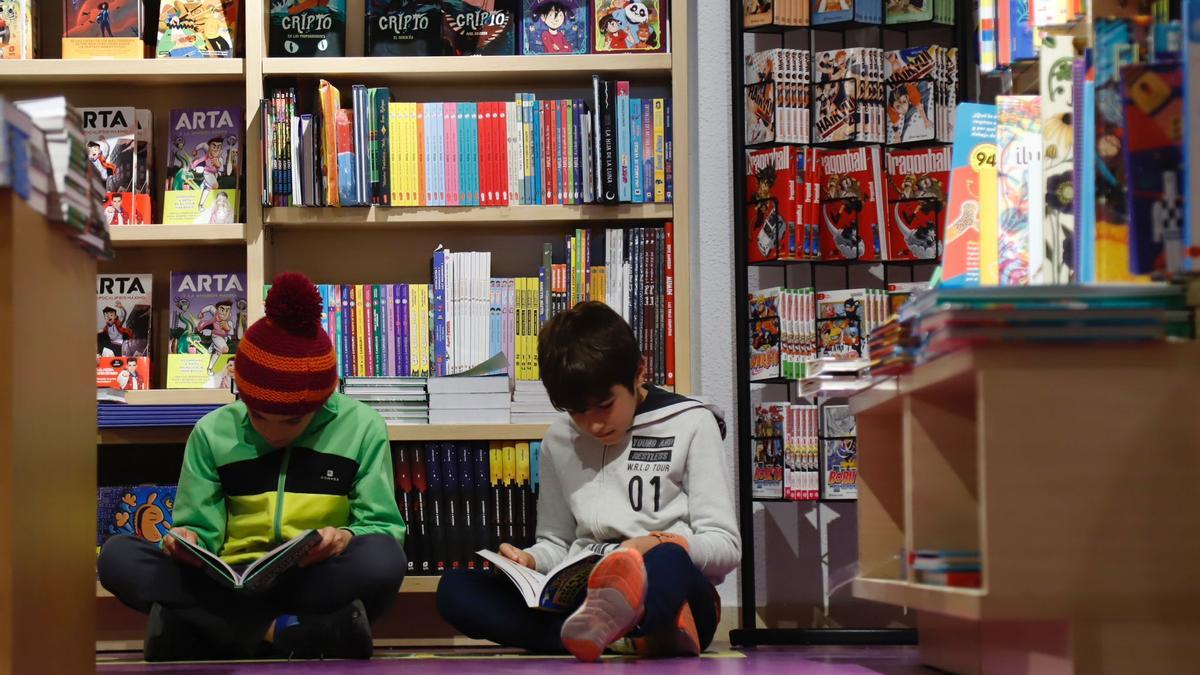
[524,388,741,583]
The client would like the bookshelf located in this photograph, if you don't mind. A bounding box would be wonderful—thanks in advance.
[849,344,1200,674]
[0,0,692,651]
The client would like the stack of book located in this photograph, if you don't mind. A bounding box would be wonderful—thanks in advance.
[427,375,511,425]
[511,381,561,424]
[395,440,540,576]
[910,549,982,587]
[342,376,429,425]
[97,402,223,428]
[871,285,1192,373]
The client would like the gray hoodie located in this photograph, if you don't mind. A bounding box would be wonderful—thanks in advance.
[524,386,742,583]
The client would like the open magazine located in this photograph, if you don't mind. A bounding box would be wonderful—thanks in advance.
[173,529,321,593]
[477,548,604,612]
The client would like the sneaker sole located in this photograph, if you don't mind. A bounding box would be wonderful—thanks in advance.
[560,550,647,662]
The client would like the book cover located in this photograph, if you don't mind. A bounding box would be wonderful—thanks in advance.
[885,0,931,23]
[97,356,151,389]
[520,0,587,54]
[163,107,242,225]
[884,46,939,145]
[995,95,1042,286]
[1121,62,1185,276]
[751,403,785,498]
[1039,33,1076,283]
[96,485,176,548]
[1187,0,1200,273]
[591,0,664,53]
[367,0,442,55]
[748,287,781,381]
[63,0,142,59]
[167,271,246,389]
[885,147,949,260]
[816,289,865,360]
[821,438,858,499]
[155,0,234,58]
[941,103,998,288]
[97,274,152,362]
[818,147,884,261]
[0,1,36,60]
[743,0,773,27]
[746,146,801,262]
[441,0,517,56]
[270,0,346,57]
[81,107,149,226]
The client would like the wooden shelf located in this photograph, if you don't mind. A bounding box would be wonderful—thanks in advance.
[264,203,673,228]
[262,54,672,84]
[109,223,246,248]
[98,576,439,598]
[99,422,548,445]
[854,578,984,620]
[0,59,245,85]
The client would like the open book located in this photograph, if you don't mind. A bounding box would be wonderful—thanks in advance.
[477,548,604,612]
[173,530,321,593]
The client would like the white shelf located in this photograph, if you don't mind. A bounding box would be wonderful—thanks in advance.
[0,59,245,85]
[262,54,672,84]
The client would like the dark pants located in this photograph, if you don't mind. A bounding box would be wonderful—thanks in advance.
[98,534,406,658]
[436,543,718,653]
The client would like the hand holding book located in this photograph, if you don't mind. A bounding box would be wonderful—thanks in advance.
[299,527,354,568]
[163,527,203,568]
[498,542,536,569]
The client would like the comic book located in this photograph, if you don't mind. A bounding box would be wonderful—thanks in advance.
[63,0,143,59]
[97,356,151,390]
[134,110,153,220]
[367,0,442,55]
[167,271,247,389]
[1186,0,1200,274]
[520,0,588,54]
[813,48,884,143]
[818,146,886,261]
[941,103,998,288]
[81,107,152,225]
[746,146,801,262]
[751,403,785,499]
[591,0,665,53]
[996,95,1042,286]
[155,0,235,58]
[815,289,867,360]
[97,274,152,362]
[1093,17,1153,282]
[744,0,809,27]
[163,107,242,225]
[441,0,518,56]
[96,485,177,551]
[813,0,882,25]
[885,0,930,22]
[821,438,858,499]
[1121,62,1185,276]
[885,46,956,145]
[884,147,949,260]
[748,287,782,381]
[1039,34,1075,283]
[269,0,346,57]
[744,49,810,144]
[886,280,926,314]
[0,1,37,59]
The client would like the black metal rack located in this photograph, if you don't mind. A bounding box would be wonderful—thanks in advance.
[729,0,978,648]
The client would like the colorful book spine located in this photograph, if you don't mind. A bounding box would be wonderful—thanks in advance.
[941,103,999,288]
[1185,0,1200,273]
[996,95,1043,286]
[617,82,631,202]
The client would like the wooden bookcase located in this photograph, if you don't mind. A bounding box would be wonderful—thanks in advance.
[1,0,691,653]
[848,344,1200,674]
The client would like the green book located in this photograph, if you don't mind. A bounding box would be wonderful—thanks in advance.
[374,284,386,376]
[171,529,321,593]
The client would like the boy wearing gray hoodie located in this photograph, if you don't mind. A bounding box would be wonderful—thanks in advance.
[436,301,741,661]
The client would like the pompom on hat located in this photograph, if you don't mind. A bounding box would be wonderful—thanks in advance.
[235,272,337,415]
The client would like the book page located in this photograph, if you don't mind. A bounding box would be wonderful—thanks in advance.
[172,535,236,584]
[476,549,546,607]
[241,530,319,589]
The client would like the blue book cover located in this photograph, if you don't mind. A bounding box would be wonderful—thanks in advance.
[641,99,654,202]
[1008,0,1036,62]
[439,441,462,568]
[353,85,371,206]
[470,102,482,207]
[397,284,410,377]
[617,84,631,202]
[520,0,588,54]
[856,0,883,24]
[421,442,446,571]
[814,0,853,25]
[522,94,534,204]
[1079,76,1097,283]
[1185,0,1200,273]
[530,441,541,492]
[456,103,469,207]
[630,97,643,203]
[664,98,673,203]
[432,248,448,377]
[97,485,177,548]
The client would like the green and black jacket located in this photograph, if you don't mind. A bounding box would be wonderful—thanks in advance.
[174,392,405,564]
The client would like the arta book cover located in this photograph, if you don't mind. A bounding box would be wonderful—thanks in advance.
[521,0,588,54]
[163,107,242,225]
[96,274,152,359]
[81,107,152,225]
[167,271,247,389]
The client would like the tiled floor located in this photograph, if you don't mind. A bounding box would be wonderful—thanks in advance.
[97,646,936,674]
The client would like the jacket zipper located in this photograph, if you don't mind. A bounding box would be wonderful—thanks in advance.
[273,447,292,544]
[597,442,607,539]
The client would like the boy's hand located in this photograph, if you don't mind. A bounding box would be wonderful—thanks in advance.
[619,535,662,555]
[163,527,202,568]
[498,543,536,569]
[299,527,353,568]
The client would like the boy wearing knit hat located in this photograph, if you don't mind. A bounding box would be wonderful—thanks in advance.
[98,273,407,662]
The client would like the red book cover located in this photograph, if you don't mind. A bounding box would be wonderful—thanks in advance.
[97,356,150,390]
[480,101,493,207]
[493,100,504,206]
[539,100,552,205]
[746,146,800,263]
[559,99,570,205]
[818,147,884,261]
[884,147,950,260]
[664,220,675,386]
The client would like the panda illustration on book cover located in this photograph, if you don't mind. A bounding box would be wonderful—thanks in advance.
[591,0,665,53]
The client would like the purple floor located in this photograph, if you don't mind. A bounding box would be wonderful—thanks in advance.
[97,646,935,674]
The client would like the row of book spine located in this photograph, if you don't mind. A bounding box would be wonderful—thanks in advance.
[315,224,675,386]
[744,0,955,28]
[262,78,673,208]
[394,440,539,576]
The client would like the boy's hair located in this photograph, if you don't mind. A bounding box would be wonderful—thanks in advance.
[539,301,640,412]
[103,306,117,315]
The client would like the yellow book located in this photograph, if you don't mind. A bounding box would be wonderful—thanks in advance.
[415,103,427,207]
[489,441,504,486]
[409,102,420,207]
[354,285,367,377]
[502,442,518,487]
[402,102,415,206]
[653,99,666,203]
[515,442,531,485]
[979,165,999,285]
[516,277,528,380]
[529,277,539,380]
[413,284,426,376]
[388,103,403,206]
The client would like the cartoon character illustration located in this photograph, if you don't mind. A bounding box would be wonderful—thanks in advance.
[634,20,657,49]
[171,136,192,171]
[753,200,786,258]
[824,200,866,259]
[531,1,574,53]
[133,492,170,543]
[196,299,236,375]
[97,301,133,357]
[888,83,934,143]
[208,191,235,224]
[96,2,114,37]
[87,141,117,181]
[597,12,628,50]
[171,297,205,354]
[894,200,941,259]
[190,136,225,209]
[0,17,10,51]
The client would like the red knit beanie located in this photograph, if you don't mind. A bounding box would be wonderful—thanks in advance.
[235,272,337,415]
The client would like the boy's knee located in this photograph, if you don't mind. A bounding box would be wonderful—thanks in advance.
[434,570,480,626]
[97,535,150,584]
[348,534,406,589]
